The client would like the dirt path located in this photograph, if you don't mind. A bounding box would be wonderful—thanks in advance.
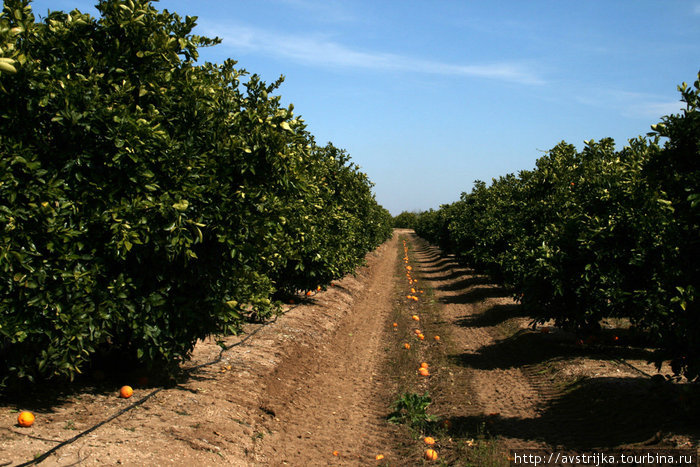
[250,231,401,465]
[410,235,552,450]
[2,230,698,466]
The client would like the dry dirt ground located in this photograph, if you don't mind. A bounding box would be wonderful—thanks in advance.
[1,230,699,466]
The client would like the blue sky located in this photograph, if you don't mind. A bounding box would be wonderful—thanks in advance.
[30,0,700,215]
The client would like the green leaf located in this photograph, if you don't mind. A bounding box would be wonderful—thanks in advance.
[172,200,189,211]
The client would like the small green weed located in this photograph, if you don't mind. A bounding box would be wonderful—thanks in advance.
[387,391,438,433]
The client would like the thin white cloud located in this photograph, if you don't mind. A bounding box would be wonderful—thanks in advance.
[204,23,546,86]
[624,101,685,119]
[577,88,684,119]
[694,3,700,14]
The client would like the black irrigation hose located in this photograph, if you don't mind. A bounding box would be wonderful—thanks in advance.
[15,388,162,467]
[14,298,311,466]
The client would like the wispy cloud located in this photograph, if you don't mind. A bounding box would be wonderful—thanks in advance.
[624,100,685,119]
[577,88,684,119]
[694,3,700,14]
[203,23,546,86]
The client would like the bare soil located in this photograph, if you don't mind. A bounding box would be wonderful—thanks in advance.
[1,230,698,466]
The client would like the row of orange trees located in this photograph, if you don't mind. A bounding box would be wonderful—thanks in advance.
[0,0,392,386]
[414,74,699,380]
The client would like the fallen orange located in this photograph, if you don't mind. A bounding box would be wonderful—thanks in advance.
[418,367,430,376]
[403,343,410,349]
[418,334,425,340]
[434,335,440,341]
[420,362,429,369]
[17,411,34,427]
[425,448,438,460]
[424,436,435,445]
[119,385,133,399]
[376,454,385,460]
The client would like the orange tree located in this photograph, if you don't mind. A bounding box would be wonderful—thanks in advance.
[639,77,700,377]
[271,142,392,294]
[414,74,700,379]
[0,0,390,385]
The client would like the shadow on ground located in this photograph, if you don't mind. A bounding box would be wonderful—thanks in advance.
[444,376,700,449]
[448,328,659,371]
[439,286,509,305]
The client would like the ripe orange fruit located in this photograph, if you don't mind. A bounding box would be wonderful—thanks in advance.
[418,334,425,340]
[412,315,420,321]
[420,362,429,369]
[418,367,430,376]
[414,329,422,334]
[425,448,438,460]
[17,411,34,427]
[306,291,313,296]
[403,343,410,349]
[333,450,339,456]
[392,322,398,327]
[375,454,385,460]
[424,436,435,445]
[434,335,440,341]
[119,385,133,399]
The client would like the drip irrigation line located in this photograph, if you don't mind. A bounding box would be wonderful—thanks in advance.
[15,388,161,467]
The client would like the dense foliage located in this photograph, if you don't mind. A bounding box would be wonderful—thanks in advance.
[415,74,700,380]
[392,211,419,229]
[0,0,391,385]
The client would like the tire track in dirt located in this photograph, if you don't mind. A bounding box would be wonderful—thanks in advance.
[250,232,403,465]
[408,234,549,449]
